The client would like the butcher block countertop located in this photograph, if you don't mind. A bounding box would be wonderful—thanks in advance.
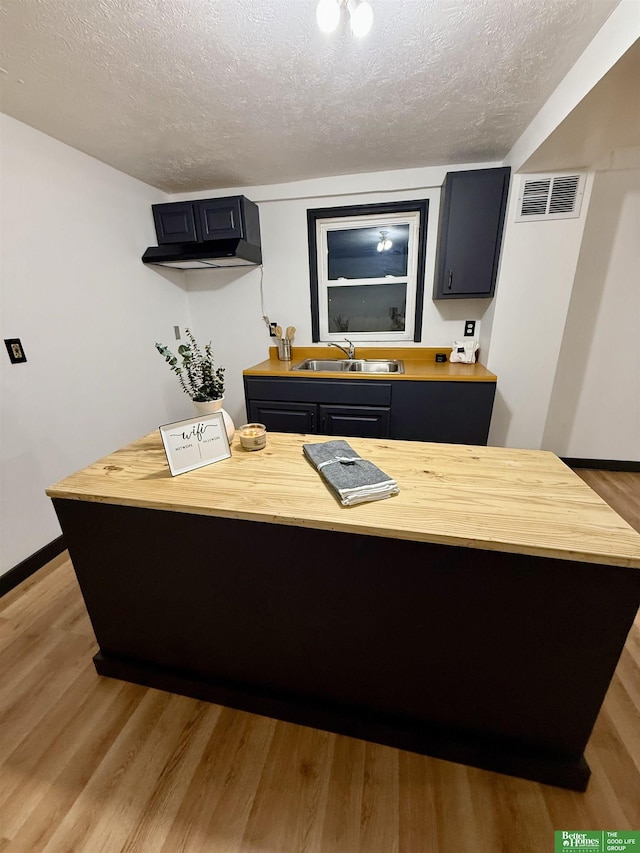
[47,431,640,569]
[243,347,497,382]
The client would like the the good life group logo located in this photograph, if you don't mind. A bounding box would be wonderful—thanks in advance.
[554,830,639,852]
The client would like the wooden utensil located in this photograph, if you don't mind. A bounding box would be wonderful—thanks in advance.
[275,326,282,340]
[285,326,296,341]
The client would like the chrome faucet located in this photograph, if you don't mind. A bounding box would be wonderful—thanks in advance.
[329,339,356,359]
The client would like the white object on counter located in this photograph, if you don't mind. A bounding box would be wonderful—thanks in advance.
[450,339,479,363]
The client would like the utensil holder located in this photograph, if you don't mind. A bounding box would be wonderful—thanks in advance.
[277,339,292,361]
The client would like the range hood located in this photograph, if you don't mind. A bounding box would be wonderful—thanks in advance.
[142,195,262,271]
[142,239,262,270]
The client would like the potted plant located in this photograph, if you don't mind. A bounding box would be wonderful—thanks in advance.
[155,329,234,439]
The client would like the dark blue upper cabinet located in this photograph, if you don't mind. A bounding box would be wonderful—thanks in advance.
[151,196,260,245]
[153,202,198,244]
[195,197,243,241]
[433,167,511,299]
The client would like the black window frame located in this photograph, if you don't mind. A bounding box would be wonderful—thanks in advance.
[307,199,429,343]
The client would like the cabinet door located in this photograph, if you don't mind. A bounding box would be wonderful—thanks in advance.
[434,167,510,299]
[195,198,243,241]
[152,202,198,244]
[391,381,495,444]
[248,400,316,434]
[319,405,390,439]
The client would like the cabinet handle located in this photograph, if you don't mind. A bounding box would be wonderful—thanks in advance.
[447,270,453,290]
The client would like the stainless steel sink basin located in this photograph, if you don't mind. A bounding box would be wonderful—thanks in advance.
[348,359,404,374]
[293,359,350,372]
[292,358,404,374]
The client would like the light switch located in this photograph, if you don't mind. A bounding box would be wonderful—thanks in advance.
[4,338,27,364]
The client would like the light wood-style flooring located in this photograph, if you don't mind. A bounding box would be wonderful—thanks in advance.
[1,470,639,852]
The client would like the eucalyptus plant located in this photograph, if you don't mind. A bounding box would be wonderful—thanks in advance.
[155,328,225,402]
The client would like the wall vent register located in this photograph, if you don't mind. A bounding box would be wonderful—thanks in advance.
[515,174,586,222]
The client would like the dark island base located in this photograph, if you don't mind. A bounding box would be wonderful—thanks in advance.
[52,499,640,794]
[94,651,591,791]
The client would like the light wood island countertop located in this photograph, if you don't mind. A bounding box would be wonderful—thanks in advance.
[243,346,497,381]
[47,430,640,569]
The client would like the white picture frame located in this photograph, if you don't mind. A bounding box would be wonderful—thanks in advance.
[159,412,231,476]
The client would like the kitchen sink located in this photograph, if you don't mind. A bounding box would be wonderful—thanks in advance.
[348,359,404,373]
[293,359,350,372]
[292,358,404,374]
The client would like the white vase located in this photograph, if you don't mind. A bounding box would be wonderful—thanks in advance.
[192,398,235,441]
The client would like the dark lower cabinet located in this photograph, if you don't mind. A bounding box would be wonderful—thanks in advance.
[390,380,496,445]
[244,376,495,444]
[247,399,390,439]
[247,400,317,433]
[319,405,390,438]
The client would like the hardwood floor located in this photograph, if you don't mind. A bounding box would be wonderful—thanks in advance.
[1,470,639,852]
[575,469,640,532]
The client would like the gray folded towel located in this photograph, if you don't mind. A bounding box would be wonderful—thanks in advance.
[302,439,399,506]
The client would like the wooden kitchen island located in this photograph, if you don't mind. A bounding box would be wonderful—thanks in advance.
[47,431,640,791]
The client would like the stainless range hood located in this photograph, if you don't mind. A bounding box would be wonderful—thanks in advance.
[142,195,262,271]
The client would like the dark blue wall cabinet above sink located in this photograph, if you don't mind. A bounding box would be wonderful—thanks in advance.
[433,167,510,299]
[142,195,262,270]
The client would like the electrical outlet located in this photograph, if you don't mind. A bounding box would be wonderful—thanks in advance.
[269,322,278,336]
[174,325,181,340]
[464,320,476,337]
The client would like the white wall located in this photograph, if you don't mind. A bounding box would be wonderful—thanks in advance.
[486,171,594,449]
[482,1,639,453]
[542,166,640,460]
[0,115,191,574]
[181,164,500,426]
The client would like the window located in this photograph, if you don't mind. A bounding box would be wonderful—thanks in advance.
[307,200,429,343]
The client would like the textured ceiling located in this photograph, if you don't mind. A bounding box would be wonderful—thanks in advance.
[0,0,621,192]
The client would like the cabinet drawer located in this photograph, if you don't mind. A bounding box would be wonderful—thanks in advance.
[248,400,316,433]
[320,405,390,438]
[244,378,392,407]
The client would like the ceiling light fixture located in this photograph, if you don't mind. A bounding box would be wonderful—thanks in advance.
[377,231,392,252]
[316,0,373,37]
